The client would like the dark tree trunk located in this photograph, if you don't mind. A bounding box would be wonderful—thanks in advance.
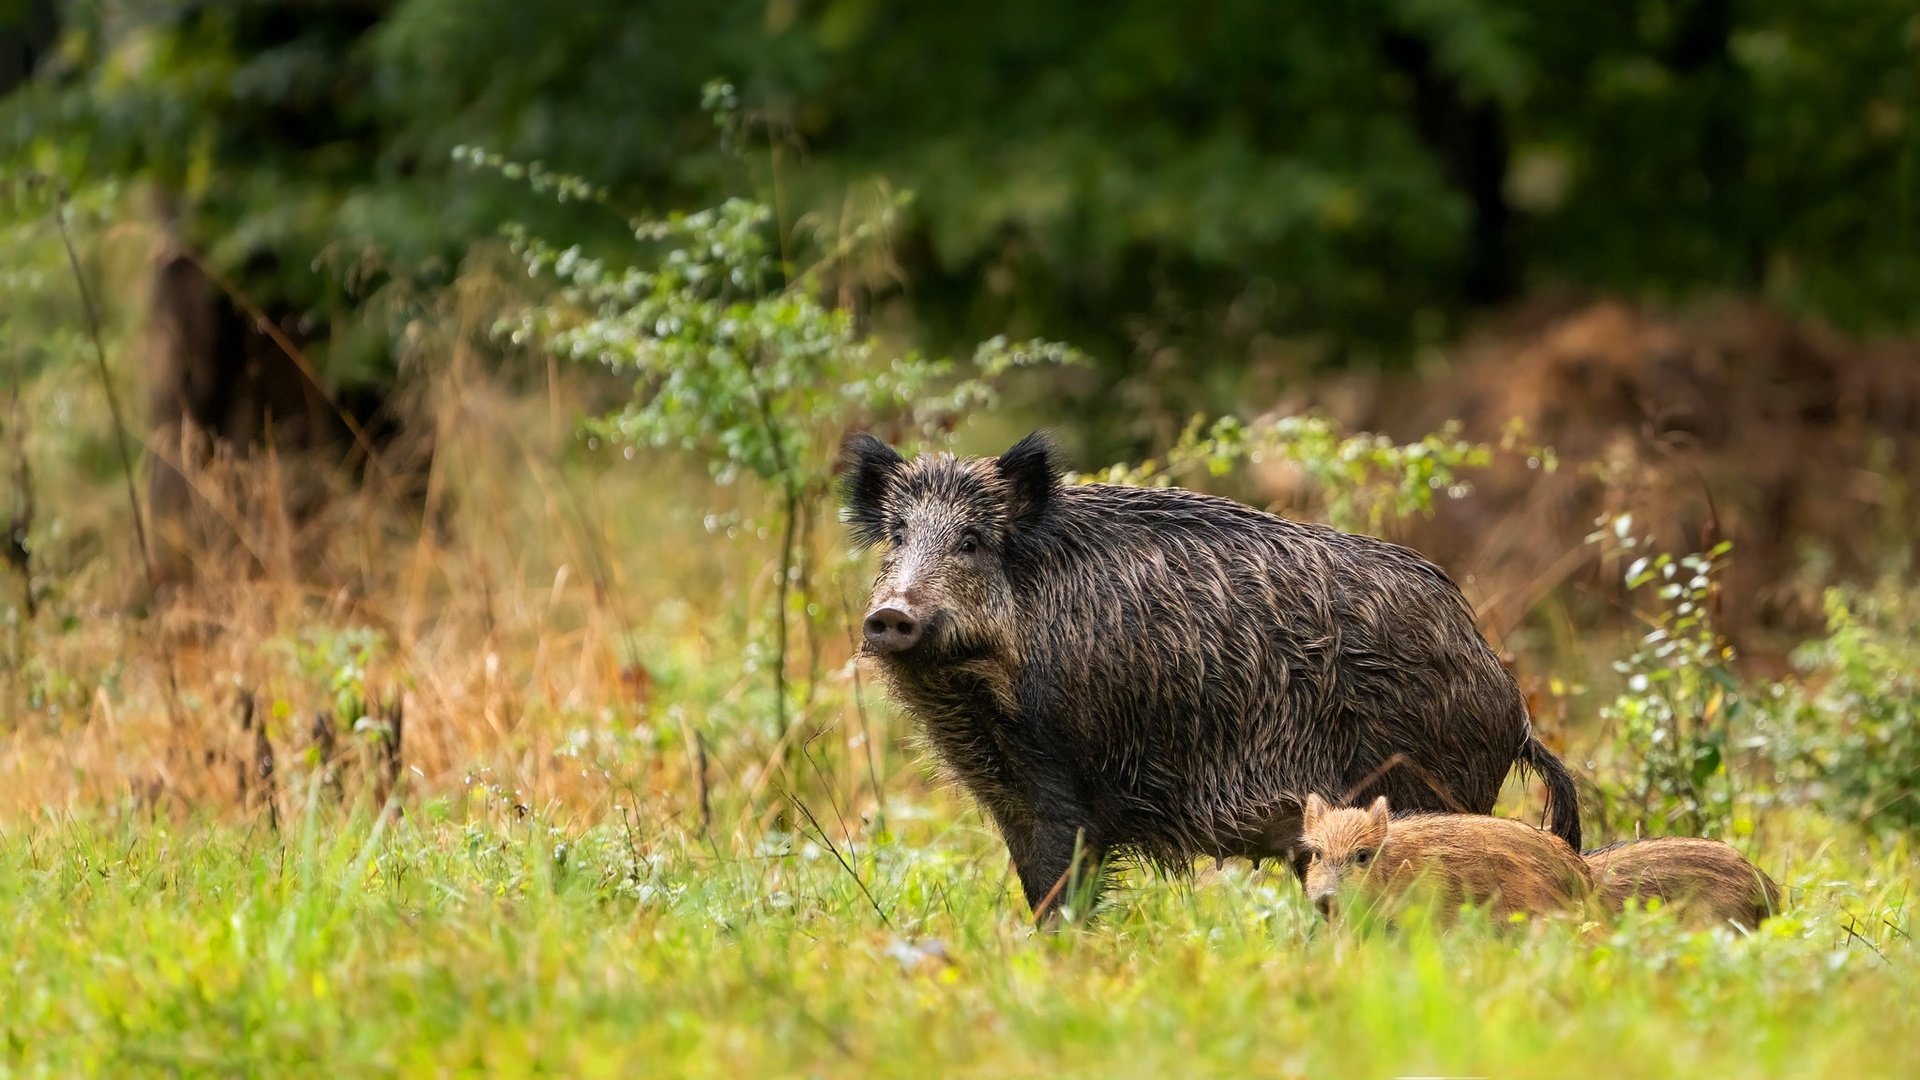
[1383,30,1518,305]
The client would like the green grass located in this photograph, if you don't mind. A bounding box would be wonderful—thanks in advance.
[1,798,1912,1078]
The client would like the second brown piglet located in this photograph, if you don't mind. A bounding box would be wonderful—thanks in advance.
[1584,837,1781,930]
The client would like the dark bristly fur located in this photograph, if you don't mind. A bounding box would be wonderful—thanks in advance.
[1300,794,1592,926]
[1584,837,1780,929]
[840,431,1583,920]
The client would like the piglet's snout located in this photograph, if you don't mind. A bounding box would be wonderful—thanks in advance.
[863,605,923,654]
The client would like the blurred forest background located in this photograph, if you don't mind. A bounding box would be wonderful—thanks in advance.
[0,0,1917,822]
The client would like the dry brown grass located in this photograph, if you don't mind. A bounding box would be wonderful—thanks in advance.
[1260,298,1920,669]
[0,312,893,836]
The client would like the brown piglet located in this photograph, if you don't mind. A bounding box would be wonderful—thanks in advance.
[1299,793,1592,927]
[1584,837,1780,929]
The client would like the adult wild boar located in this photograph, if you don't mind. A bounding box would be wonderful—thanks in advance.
[841,431,1580,921]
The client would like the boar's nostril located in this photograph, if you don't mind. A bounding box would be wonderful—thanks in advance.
[1313,893,1334,919]
[863,606,922,653]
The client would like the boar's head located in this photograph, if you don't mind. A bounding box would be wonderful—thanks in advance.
[838,431,1059,668]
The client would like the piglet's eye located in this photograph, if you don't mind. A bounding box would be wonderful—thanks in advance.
[1354,850,1373,867]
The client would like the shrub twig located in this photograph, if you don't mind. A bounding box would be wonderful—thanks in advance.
[51,191,156,591]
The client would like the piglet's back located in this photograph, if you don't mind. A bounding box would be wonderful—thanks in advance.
[1585,837,1780,929]
[1379,814,1593,921]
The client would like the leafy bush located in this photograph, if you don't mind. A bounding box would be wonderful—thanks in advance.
[461,95,1082,744]
[1766,571,1920,834]
[1591,516,1741,836]
[1077,412,1539,533]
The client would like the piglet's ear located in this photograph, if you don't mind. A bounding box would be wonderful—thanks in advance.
[1366,795,1391,827]
[1303,792,1329,830]
[838,432,905,548]
[996,431,1062,533]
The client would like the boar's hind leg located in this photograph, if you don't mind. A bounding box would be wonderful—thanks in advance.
[1005,816,1106,925]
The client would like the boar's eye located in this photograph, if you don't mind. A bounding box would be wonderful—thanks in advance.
[1354,849,1374,867]
[958,530,981,554]
[888,525,905,546]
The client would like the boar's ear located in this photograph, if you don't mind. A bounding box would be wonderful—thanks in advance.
[1366,795,1391,828]
[1303,792,1329,830]
[996,431,1062,533]
[838,432,906,547]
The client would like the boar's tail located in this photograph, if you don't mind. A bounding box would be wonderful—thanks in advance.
[1519,734,1583,851]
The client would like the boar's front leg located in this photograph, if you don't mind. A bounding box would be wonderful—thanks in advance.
[1247,800,1310,882]
[1003,814,1105,927]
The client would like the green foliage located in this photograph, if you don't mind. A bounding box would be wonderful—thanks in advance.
[1079,412,1531,534]
[280,624,387,735]
[1592,517,1741,836]
[0,172,127,409]
[491,187,1076,498]
[1767,571,1920,834]
[10,0,1917,401]
[469,123,1082,501]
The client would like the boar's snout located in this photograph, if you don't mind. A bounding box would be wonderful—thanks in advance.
[863,605,924,654]
[1313,891,1335,920]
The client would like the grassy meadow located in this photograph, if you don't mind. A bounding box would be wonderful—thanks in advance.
[0,798,1914,1078]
